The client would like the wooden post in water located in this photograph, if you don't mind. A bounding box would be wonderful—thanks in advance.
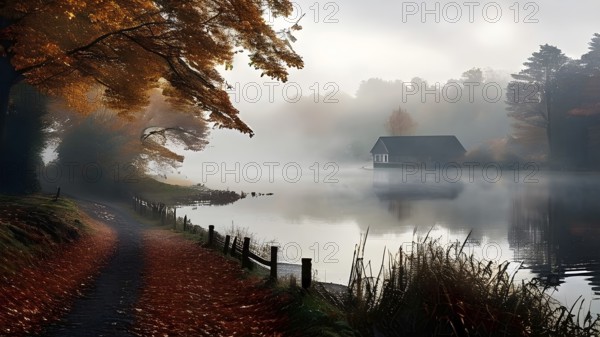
[270,246,278,282]
[208,225,215,247]
[302,258,312,289]
[242,237,251,269]
[223,235,231,254]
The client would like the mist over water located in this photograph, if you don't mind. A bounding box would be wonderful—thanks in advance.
[179,164,600,314]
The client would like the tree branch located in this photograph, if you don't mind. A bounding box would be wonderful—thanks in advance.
[17,21,171,74]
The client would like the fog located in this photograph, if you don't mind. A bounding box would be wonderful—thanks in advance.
[180,69,513,185]
[173,0,600,183]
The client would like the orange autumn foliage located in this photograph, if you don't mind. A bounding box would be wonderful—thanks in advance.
[0,0,304,135]
[0,205,117,336]
[133,230,291,336]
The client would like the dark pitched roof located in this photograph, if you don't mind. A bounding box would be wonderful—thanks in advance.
[370,136,466,158]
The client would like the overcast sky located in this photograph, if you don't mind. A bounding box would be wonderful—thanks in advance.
[223,0,600,95]
[178,0,600,183]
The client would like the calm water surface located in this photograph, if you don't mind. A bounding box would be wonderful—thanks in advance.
[180,165,600,314]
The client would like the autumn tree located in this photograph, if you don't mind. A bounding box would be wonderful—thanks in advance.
[46,90,212,196]
[385,106,416,136]
[0,0,303,194]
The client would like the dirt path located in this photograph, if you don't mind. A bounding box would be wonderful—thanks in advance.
[43,201,145,337]
[38,200,290,336]
[132,230,290,336]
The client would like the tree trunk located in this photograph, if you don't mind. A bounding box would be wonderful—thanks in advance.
[1,54,33,195]
[0,79,12,194]
[0,55,17,147]
[0,75,11,148]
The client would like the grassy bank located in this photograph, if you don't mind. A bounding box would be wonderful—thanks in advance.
[0,194,117,336]
[129,201,359,336]
[51,175,242,207]
[0,195,86,275]
[128,177,212,204]
[345,232,600,336]
[130,195,600,336]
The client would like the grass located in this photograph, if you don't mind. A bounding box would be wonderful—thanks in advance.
[128,177,209,204]
[130,200,360,336]
[221,222,277,259]
[130,195,600,336]
[0,194,117,336]
[345,229,600,336]
[278,283,358,337]
[129,177,240,206]
[0,194,87,275]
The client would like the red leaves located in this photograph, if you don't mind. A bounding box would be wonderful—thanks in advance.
[133,230,290,336]
[0,217,117,337]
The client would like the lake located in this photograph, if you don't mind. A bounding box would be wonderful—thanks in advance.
[179,163,600,314]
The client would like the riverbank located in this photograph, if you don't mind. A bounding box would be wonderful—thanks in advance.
[9,191,595,336]
[1,193,348,336]
[129,196,358,336]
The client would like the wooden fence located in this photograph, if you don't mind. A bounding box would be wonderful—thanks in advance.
[132,196,313,288]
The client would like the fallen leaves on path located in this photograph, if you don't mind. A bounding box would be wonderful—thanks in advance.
[133,230,291,336]
[0,215,116,336]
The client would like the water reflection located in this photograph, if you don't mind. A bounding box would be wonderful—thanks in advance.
[371,168,600,297]
[372,167,465,201]
[369,167,509,241]
[372,167,465,226]
[509,174,600,294]
[184,166,600,307]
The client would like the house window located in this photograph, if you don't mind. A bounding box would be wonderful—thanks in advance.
[374,154,387,163]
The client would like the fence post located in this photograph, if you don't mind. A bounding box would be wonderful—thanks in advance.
[231,237,237,257]
[302,258,312,289]
[242,237,251,269]
[270,246,278,282]
[173,208,177,229]
[223,235,231,254]
[208,225,215,246]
